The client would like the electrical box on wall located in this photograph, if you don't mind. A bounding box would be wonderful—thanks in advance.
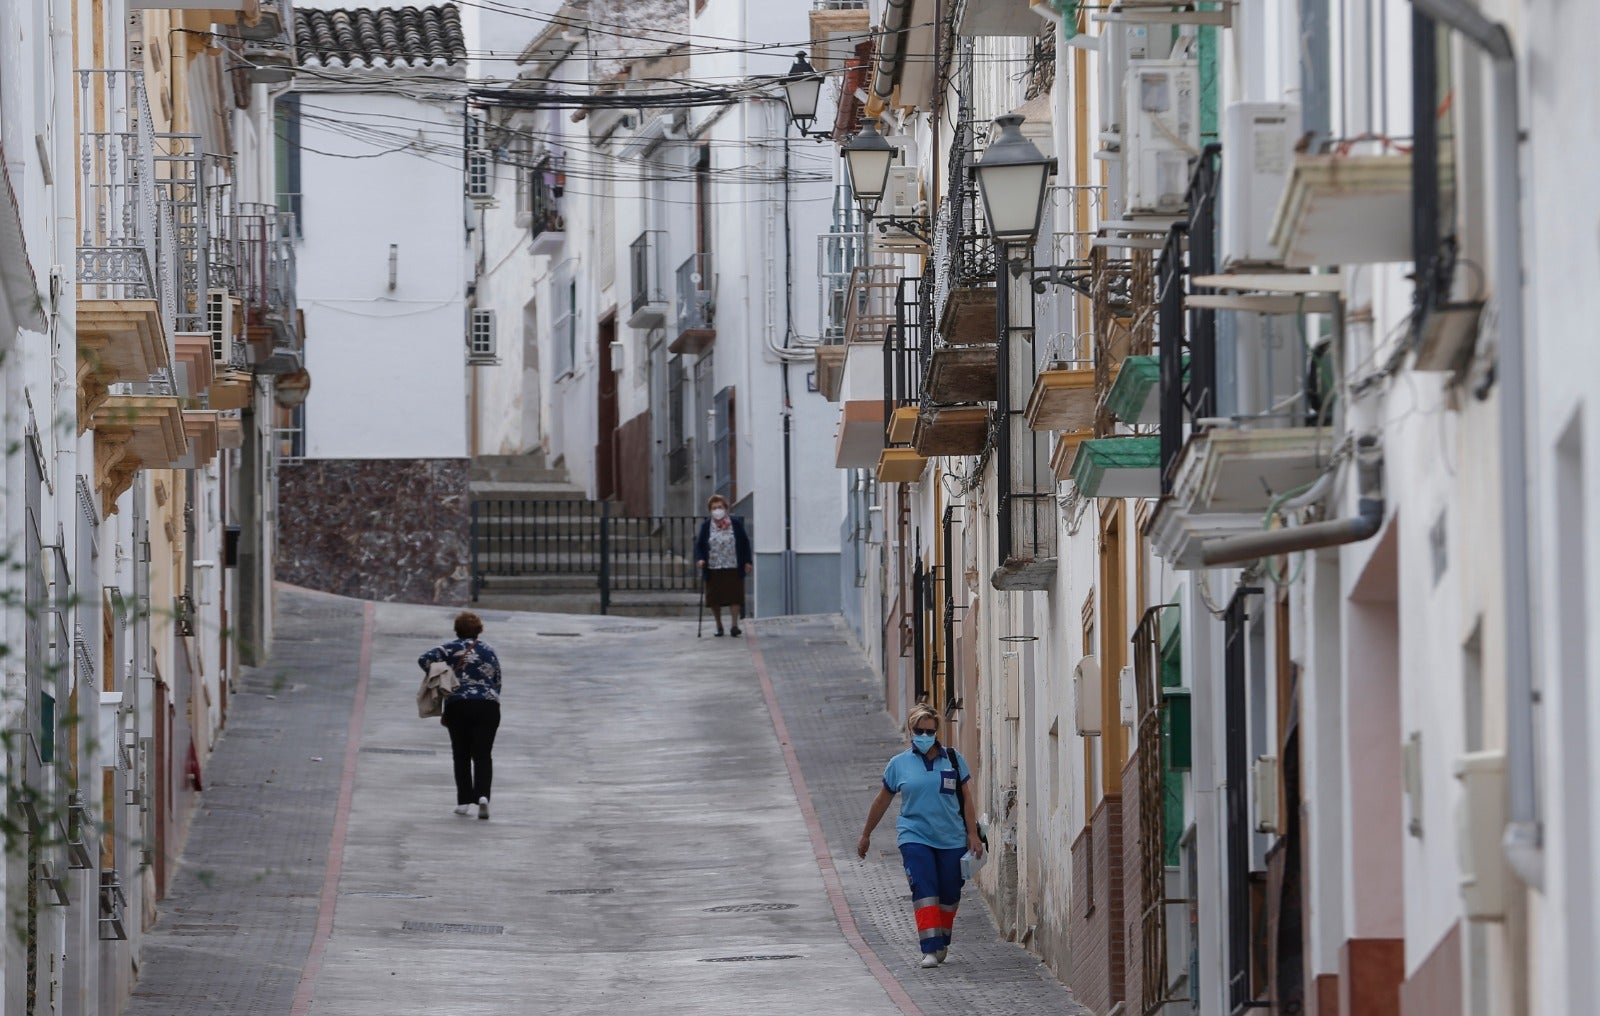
[1454,750,1507,921]
[1119,666,1137,727]
[1124,60,1201,215]
[1252,755,1280,834]
[1073,656,1101,736]
[1220,102,1303,267]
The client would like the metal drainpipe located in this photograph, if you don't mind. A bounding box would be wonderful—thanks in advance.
[870,0,915,106]
[1408,0,1540,887]
[1200,499,1385,568]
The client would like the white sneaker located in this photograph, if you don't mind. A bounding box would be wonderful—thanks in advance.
[935,949,948,964]
[453,804,472,816]
[919,954,939,968]
[477,797,490,820]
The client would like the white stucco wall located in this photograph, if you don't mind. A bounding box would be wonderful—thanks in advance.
[295,87,468,460]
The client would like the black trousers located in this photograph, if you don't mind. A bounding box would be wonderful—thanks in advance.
[443,699,500,804]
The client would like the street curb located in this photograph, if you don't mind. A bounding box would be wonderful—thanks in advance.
[746,628,927,1016]
[290,598,375,1016]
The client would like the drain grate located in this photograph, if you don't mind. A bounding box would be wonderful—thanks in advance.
[535,632,582,638]
[360,747,436,756]
[699,954,802,963]
[546,887,615,896]
[401,921,504,935]
[594,625,658,634]
[343,891,430,900]
[704,903,798,913]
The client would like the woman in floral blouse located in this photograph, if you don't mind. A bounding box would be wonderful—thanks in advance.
[693,494,752,636]
[418,611,502,819]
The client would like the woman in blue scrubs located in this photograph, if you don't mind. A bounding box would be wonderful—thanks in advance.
[856,703,985,968]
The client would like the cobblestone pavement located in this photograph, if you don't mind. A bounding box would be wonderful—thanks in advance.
[748,614,1086,1015]
[125,590,367,1015]
[123,590,1082,1014]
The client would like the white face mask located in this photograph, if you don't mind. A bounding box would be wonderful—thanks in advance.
[711,508,727,520]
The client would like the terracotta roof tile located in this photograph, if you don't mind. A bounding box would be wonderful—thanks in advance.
[294,4,466,68]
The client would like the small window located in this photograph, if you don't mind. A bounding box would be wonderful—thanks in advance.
[469,308,497,362]
[465,116,492,200]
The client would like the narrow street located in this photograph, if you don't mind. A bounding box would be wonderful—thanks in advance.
[123,587,1075,1015]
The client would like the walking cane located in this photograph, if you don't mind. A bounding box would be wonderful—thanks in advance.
[696,570,705,638]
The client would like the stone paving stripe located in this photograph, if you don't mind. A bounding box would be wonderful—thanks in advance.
[747,630,928,1016]
[290,599,374,1016]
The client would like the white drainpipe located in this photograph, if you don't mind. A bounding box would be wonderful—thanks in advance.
[1409,0,1540,888]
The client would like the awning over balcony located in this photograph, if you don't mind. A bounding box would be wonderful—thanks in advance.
[1070,436,1161,498]
[90,395,187,514]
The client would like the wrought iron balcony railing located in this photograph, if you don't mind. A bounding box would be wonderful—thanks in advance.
[235,201,298,340]
[675,253,714,335]
[76,70,161,318]
[204,153,237,292]
[157,134,207,335]
[628,229,668,316]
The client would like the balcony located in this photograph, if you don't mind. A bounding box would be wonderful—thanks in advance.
[1270,153,1418,268]
[817,262,899,402]
[875,446,927,484]
[180,410,222,470]
[627,230,669,329]
[1069,436,1162,499]
[173,331,216,400]
[1024,366,1097,432]
[912,406,989,457]
[90,395,187,514]
[526,160,566,256]
[809,0,869,72]
[208,369,254,410]
[1148,427,1335,568]
[76,70,173,422]
[235,203,301,374]
[671,253,715,355]
[1103,355,1162,427]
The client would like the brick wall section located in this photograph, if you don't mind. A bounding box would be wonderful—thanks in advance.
[1122,752,1143,1008]
[277,458,469,603]
[1069,794,1125,1014]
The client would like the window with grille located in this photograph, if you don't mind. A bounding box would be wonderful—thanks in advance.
[465,116,492,200]
[469,308,497,362]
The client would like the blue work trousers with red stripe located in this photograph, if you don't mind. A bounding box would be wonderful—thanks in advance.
[899,842,964,954]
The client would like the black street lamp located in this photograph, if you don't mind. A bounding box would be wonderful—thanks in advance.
[970,113,1055,244]
[843,119,930,243]
[781,52,830,141]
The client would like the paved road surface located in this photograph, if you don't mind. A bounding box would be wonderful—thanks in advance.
[126,588,1083,1015]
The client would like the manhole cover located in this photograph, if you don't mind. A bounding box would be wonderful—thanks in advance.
[344,891,430,900]
[704,903,797,913]
[699,954,802,963]
[546,888,615,896]
[401,921,504,935]
[535,632,582,638]
[360,747,436,756]
[594,625,658,634]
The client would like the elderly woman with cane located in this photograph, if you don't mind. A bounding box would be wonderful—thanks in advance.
[857,703,983,968]
[693,494,752,637]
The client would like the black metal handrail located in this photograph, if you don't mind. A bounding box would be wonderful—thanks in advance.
[882,275,925,440]
[1157,144,1222,493]
[470,500,702,613]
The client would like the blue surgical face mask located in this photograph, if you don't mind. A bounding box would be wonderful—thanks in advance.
[911,733,937,753]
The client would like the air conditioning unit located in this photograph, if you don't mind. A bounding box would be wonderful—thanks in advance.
[469,308,497,362]
[1073,656,1101,736]
[1124,60,1200,215]
[1220,102,1303,268]
[465,118,493,201]
[1097,23,1150,142]
[1119,666,1137,727]
[878,166,927,251]
[1252,755,1280,834]
[207,288,236,363]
